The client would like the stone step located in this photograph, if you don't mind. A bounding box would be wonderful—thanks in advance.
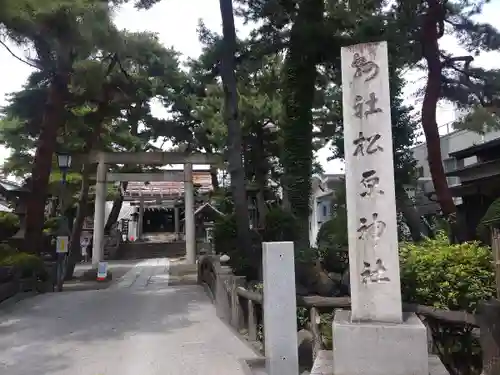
[117,241,186,260]
[310,350,450,375]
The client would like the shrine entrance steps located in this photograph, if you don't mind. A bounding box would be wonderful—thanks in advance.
[117,241,186,260]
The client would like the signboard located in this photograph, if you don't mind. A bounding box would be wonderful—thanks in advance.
[120,219,129,236]
[56,236,69,254]
[82,216,94,230]
[97,262,108,281]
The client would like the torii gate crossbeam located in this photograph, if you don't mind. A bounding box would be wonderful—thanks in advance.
[76,152,220,266]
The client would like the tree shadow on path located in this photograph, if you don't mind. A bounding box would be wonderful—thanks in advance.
[0,284,215,375]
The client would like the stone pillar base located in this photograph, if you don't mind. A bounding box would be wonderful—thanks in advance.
[332,310,428,375]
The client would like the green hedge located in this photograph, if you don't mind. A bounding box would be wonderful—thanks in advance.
[43,217,60,234]
[399,232,495,312]
[213,214,261,278]
[0,212,20,240]
[0,251,47,280]
[213,207,303,279]
[262,207,300,242]
[316,219,348,274]
[0,243,16,259]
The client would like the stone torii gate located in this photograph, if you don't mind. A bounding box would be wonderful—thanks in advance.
[78,151,219,266]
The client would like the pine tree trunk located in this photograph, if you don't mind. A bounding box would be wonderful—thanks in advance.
[65,164,92,279]
[23,74,68,254]
[421,0,462,242]
[210,166,219,190]
[105,102,139,233]
[281,177,291,211]
[104,182,128,232]
[395,188,429,241]
[254,127,268,228]
[69,166,91,257]
[219,0,253,262]
[66,96,108,277]
[282,0,323,249]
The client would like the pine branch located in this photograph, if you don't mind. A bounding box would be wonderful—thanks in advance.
[0,40,38,69]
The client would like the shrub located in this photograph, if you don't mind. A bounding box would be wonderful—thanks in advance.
[316,219,348,274]
[0,243,16,260]
[213,214,261,279]
[213,214,237,255]
[262,207,300,242]
[477,197,500,240]
[0,212,20,241]
[315,182,349,275]
[213,208,302,280]
[399,232,495,312]
[43,217,60,234]
[0,252,47,279]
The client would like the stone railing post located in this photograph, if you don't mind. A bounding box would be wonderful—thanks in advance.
[230,276,246,330]
[247,299,258,341]
[215,254,232,322]
[478,299,500,375]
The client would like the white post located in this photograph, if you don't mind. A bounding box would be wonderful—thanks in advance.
[174,206,180,240]
[184,162,196,264]
[341,42,402,323]
[128,220,136,241]
[262,241,299,375]
[92,160,107,266]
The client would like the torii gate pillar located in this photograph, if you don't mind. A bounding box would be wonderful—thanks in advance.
[184,163,196,264]
[92,159,107,266]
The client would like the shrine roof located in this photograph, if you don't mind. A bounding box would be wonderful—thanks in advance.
[449,137,500,160]
[194,202,225,217]
[123,171,213,198]
[0,179,28,193]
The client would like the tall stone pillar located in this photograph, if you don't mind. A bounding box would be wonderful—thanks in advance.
[331,41,428,375]
[174,206,180,240]
[184,162,196,264]
[92,159,107,266]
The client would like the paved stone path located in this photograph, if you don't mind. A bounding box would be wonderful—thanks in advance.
[0,258,257,375]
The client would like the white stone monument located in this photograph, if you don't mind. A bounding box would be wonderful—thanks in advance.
[262,241,299,375]
[332,41,428,375]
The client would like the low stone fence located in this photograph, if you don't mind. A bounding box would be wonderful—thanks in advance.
[198,254,500,375]
[0,266,52,304]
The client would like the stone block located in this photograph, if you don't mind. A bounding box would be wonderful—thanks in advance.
[311,350,449,375]
[262,241,299,375]
[81,268,113,281]
[332,310,428,375]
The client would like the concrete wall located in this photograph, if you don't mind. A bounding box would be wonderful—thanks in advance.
[308,175,344,246]
[410,129,500,213]
[413,129,500,179]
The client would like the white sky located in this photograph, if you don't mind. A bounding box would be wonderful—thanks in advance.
[0,0,499,174]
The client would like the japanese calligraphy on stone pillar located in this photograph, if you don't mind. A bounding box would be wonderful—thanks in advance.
[353,132,384,157]
[354,93,382,118]
[341,41,403,322]
[351,52,380,82]
[360,170,384,198]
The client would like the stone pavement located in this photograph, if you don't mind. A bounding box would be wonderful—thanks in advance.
[0,258,258,375]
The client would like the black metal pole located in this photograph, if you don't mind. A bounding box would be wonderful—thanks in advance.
[56,170,68,292]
